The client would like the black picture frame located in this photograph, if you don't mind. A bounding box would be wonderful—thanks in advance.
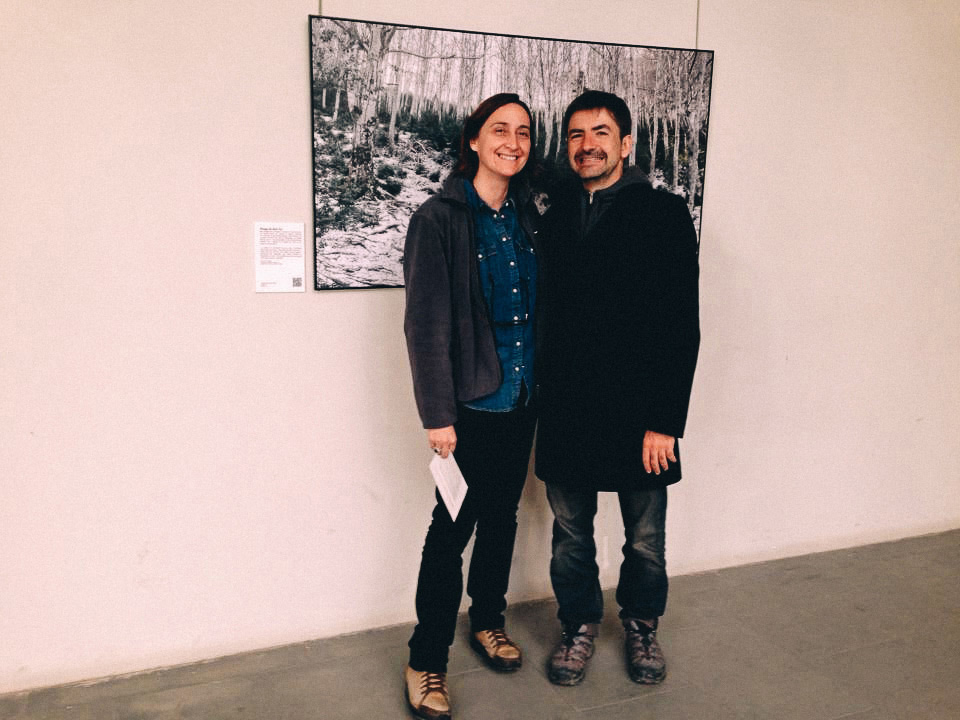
[310,15,714,290]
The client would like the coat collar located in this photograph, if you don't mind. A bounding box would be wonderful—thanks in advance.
[437,171,538,209]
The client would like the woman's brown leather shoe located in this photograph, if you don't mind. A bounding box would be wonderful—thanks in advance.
[470,629,523,671]
[404,665,451,720]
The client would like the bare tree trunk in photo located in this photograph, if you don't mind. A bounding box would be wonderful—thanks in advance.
[649,53,674,182]
[387,38,408,147]
[435,33,449,122]
[498,36,519,97]
[333,85,341,122]
[680,53,712,211]
[534,38,574,164]
[410,30,427,119]
[455,37,467,118]
[347,87,357,115]
[521,39,543,124]
[478,35,487,104]
[686,125,700,211]
[345,24,396,194]
[353,27,396,137]
[536,43,553,159]
[647,106,659,178]
[671,58,682,191]
[671,113,680,190]
[558,106,566,162]
[388,81,401,147]
[458,35,481,119]
[542,110,553,161]
[661,115,671,182]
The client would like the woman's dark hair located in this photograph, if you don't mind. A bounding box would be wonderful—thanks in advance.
[454,93,539,184]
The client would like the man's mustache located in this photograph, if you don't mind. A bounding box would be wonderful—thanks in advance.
[575,150,607,162]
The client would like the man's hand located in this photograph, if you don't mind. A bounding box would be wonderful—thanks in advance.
[643,431,676,475]
[427,426,457,459]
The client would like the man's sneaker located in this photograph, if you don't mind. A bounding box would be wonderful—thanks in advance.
[623,618,666,684]
[470,628,523,671]
[404,665,451,720]
[547,622,599,686]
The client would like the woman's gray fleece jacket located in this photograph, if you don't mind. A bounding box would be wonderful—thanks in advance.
[403,173,543,429]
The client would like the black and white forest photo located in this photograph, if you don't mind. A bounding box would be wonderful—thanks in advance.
[310,16,714,289]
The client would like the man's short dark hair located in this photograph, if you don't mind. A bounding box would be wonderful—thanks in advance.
[562,90,632,141]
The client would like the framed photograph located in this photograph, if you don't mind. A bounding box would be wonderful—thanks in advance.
[310,16,714,290]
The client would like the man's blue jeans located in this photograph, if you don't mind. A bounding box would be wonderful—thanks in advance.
[546,483,668,625]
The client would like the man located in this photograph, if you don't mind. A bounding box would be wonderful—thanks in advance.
[535,90,700,686]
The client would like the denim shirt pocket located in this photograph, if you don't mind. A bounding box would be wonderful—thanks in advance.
[474,240,498,317]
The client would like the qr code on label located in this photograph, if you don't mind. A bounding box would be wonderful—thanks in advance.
[292,277,303,288]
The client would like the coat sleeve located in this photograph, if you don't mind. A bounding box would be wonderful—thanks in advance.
[403,208,458,429]
[643,193,701,438]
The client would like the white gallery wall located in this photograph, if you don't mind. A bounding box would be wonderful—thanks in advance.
[1,0,957,695]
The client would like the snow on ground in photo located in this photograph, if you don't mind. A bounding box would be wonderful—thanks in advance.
[315,126,452,289]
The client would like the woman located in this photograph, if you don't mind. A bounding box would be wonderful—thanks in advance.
[402,93,542,720]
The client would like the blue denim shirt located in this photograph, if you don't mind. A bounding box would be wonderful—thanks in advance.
[462,180,537,411]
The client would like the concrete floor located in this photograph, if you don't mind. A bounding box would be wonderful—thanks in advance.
[2,529,958,720]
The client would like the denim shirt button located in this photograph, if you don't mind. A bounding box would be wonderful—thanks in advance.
[461,178,536,412]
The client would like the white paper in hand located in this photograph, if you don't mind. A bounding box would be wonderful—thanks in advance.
[429,453,468,521]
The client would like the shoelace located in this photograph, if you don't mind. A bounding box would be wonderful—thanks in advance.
[627,629,659,660]
[483,629,514,651]
[418,671,447,697]
[559,629,593,657]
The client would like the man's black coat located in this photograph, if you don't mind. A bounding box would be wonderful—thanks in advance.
[535,176,701,491]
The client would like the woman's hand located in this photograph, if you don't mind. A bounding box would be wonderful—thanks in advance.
[427,426,457,459]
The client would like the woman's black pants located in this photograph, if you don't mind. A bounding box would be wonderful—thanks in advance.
[408,399,537,673]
